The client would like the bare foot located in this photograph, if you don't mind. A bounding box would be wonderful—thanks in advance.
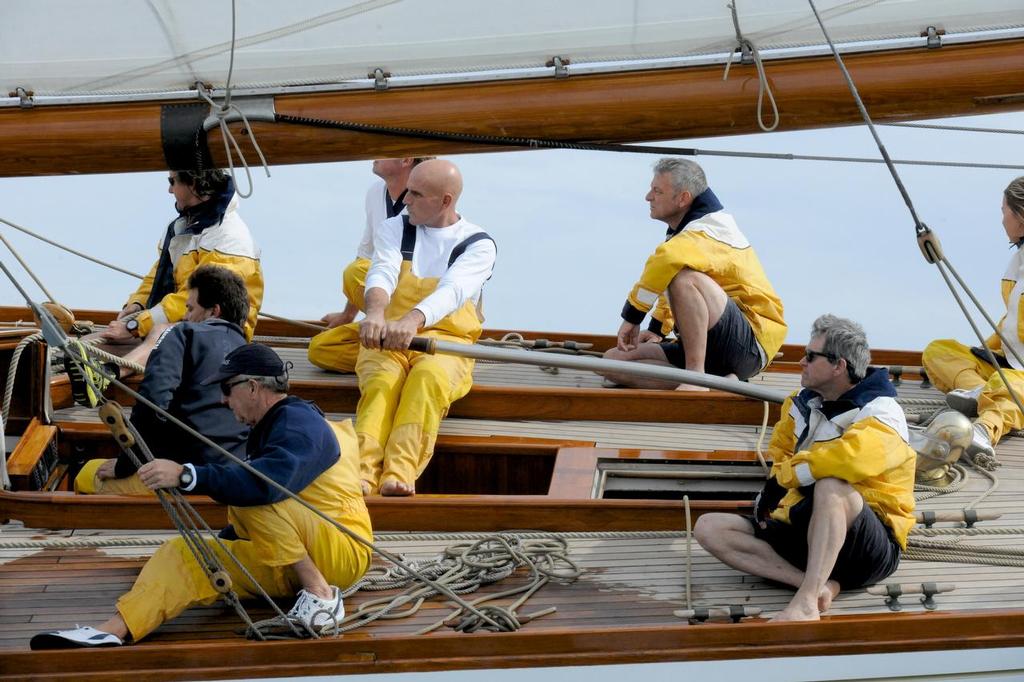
[818,580,840,613]
[674,383,710,392]
[360,480,372,496]
[380,480,415,497]
[770,595,820,622]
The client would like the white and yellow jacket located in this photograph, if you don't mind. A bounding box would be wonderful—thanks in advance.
[985,246,1024,370]
[127,187,263,339]
[767,368,917,549]
[621,189,786,367]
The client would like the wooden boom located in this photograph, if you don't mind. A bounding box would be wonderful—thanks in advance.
[2,38,1023,177]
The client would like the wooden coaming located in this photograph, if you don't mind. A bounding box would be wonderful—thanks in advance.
[1,38,1023,177]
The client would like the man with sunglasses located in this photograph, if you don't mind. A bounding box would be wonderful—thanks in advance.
[694,314,916,621]
[73,265,250,494]
[101,168,263,346]
[32,343,372,649]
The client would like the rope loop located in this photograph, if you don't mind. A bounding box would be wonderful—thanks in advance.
[724,2,779,132]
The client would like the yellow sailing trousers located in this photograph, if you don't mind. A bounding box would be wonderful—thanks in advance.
[74,459,152,495]
[116,497,372,641]
[354,337,474,490]
[308,322,361,373]
[922,338,1024,443]
[307,258,369,373]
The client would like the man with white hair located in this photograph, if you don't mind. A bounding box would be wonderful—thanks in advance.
[602,158,785,389]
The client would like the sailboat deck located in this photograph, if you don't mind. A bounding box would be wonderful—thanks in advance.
[278,345,944,401]
[2,431,1022,651]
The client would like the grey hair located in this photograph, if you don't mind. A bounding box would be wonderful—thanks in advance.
[653,158,708,196]
[233,373,289,394]
[810,314,871,381]
[1005,176,1024,224]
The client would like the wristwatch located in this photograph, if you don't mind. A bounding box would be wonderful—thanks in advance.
[178,466,194,489]
[125,318,140,338]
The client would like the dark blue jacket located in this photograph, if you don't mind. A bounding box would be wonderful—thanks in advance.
[116,318,248,478]
[192,397,340,507]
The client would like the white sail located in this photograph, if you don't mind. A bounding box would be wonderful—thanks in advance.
[3,0,1023,98]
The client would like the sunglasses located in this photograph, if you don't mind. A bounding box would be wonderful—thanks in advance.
[803,349,838,364]
[220,377,250,396]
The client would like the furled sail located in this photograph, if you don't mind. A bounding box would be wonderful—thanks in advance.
[3,0,1023,99]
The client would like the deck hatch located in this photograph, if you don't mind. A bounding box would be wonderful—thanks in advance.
[594,458,764,500]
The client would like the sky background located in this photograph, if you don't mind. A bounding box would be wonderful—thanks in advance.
[0,111,1021,353]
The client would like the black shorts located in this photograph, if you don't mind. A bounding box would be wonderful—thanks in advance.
[660,298,762,380]
[749,490,901,590]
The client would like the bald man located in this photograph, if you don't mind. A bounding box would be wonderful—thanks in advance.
[354,159,496,496]
[309,157,432,374]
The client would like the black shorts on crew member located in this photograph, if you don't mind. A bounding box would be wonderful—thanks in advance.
[660,298,762,380]
[749,486,901,590]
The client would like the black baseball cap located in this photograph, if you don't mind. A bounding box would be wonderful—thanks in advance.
[202,343,286,385]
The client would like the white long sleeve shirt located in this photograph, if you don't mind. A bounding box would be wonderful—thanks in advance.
[365,215,496,328]
[355,179,407,260]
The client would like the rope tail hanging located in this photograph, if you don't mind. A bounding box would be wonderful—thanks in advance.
[806,0,1024,456]
[724,2,779,132]
[196,0,271,199]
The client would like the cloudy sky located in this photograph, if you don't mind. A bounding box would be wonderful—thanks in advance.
[0,111,1021,353]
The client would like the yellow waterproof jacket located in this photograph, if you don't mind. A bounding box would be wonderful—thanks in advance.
[766,368,917,548]
[622,191,785,366]
[984,247,1024,370]
[127,193,263,339]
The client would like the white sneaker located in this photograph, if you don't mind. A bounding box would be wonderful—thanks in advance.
[967,422,995,460]
[30,625,123,650]
[946,386,983,417]
[287,587,344,630]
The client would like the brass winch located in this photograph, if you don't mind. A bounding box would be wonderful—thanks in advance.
[910,410,973,486]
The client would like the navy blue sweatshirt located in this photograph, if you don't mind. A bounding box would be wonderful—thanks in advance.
[117,319,248,478]
[192,397,339,507]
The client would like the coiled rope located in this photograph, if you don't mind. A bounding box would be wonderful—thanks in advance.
[246,534,581,639]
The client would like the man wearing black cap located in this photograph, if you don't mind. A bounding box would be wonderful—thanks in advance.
[31,343,373,649]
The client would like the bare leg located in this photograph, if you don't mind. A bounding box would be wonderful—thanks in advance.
[665,269,728,387]
[93,613,130,640]
[772,478,862,621]
[601,345,682,389]
[694,481,860,621]
[291,555,332,600]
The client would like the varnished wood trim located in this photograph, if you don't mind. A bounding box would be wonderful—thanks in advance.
[0,39,1022,176]
[0,488,742,531]
[5,419,57,490]
[2,610,1022,680]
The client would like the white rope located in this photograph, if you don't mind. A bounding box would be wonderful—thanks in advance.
[723,2,779,132]
[683,495,692,610]
[754,400,770,474]
[0,529,688,550]
[0,216,144,279]
[2,332,43,426]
